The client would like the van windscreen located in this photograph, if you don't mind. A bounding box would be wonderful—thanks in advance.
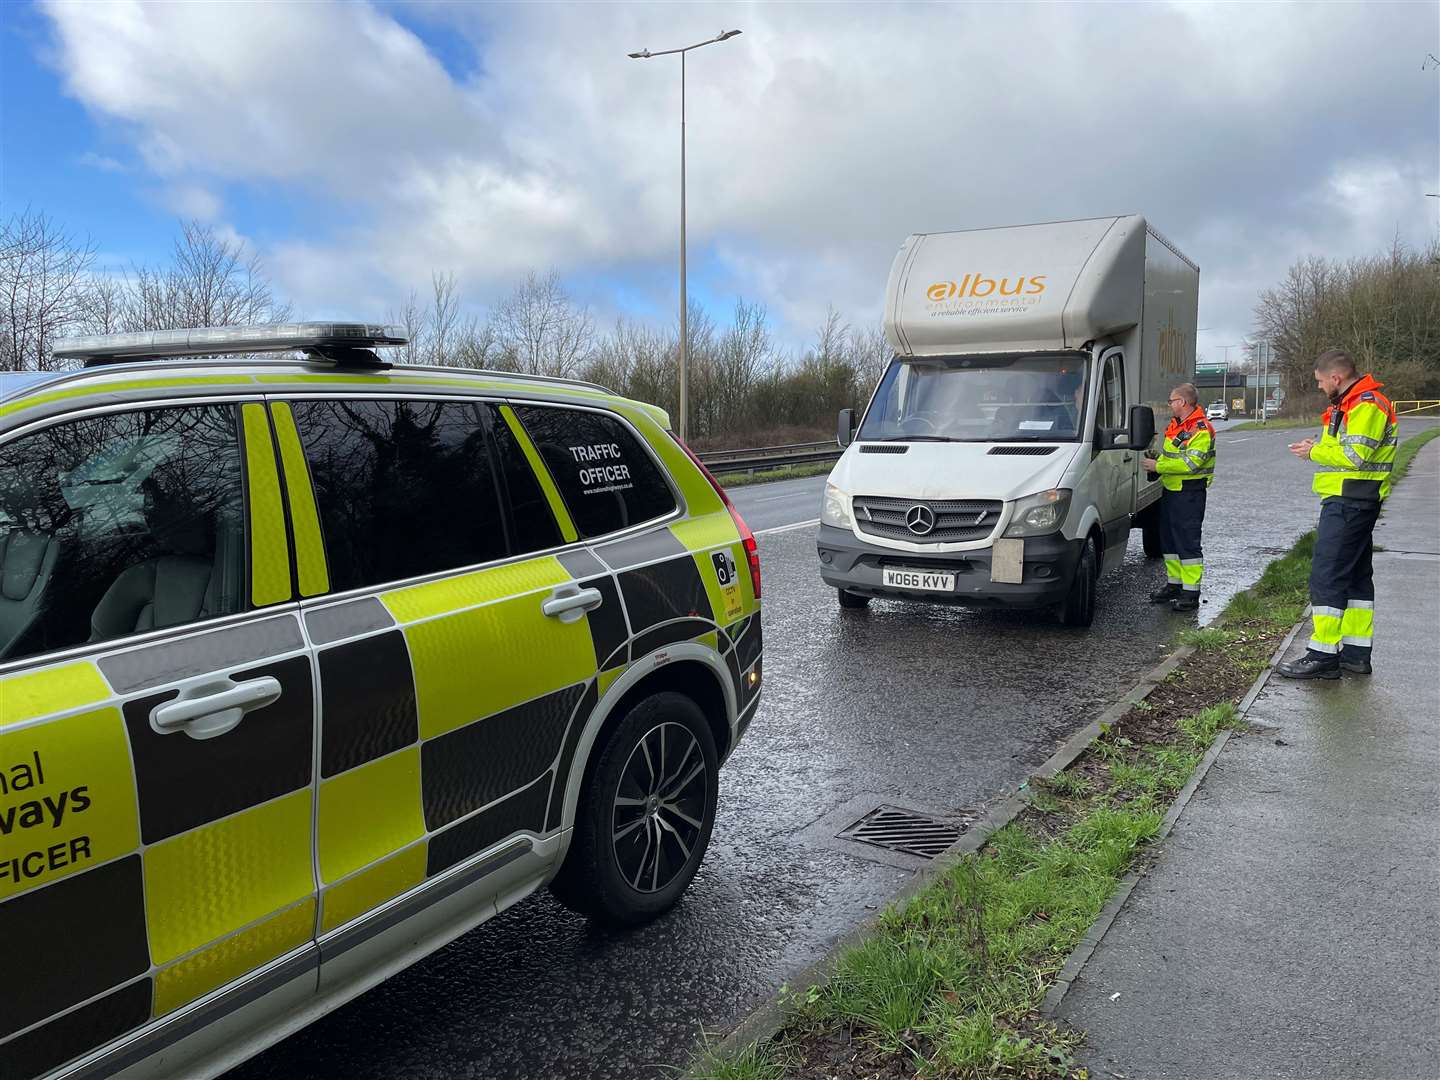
[858,354,1090,443]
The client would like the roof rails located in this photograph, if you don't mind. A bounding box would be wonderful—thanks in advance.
[53,322,407,369]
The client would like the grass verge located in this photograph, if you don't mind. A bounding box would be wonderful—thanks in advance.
[715,461,836,488]
[1226,416,1314,432]
[689,429,1438,1080]
[1390,424,1440,483]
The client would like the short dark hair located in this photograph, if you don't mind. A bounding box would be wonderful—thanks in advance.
[1172,382,1198,406]
[1314,349,1357,377]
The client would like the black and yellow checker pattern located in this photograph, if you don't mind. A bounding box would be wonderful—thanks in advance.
[0,618,317,1080]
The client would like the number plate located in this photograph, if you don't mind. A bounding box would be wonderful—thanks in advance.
[881,567,955,592]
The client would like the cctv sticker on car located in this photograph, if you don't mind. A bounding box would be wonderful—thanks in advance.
[712,550,744,620]
[0,708,140,900]
[882,568,955,593]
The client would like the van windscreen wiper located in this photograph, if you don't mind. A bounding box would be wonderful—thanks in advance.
[883,434,961,442]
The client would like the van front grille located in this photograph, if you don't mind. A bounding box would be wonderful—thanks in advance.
[853,496,1002,544]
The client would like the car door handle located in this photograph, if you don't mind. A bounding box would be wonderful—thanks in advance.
[151,676,283,741]
[542,585,604,623]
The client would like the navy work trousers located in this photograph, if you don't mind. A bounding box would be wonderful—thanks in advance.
[1307,495,1381,662]
[1160,483,1207,592]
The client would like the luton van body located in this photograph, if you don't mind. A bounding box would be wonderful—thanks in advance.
[818,215,1198,627]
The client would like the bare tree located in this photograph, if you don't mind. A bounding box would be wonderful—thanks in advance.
[1255,237,1440,407]
[122,221,289,331]
[450,314,500,370]
[388,290,430,366]
[78,273,128,336]
[848,323,893,402]
[428,271,461,366]
[491,269,595,376]
[0,208,97,370]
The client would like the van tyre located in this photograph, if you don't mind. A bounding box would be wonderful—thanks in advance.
[1140,506,1163,559]
[837,588,871,609]
[1058,539,1098,628]
[550,691,718,926]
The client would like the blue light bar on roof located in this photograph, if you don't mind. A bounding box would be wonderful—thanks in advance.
[53,322,408,362]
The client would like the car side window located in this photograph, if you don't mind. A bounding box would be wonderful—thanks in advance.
[511,405,677,539]
[1102,355,1125,429]
[486,405,564,556]
[291,399,506,593]
[0,404,246,662]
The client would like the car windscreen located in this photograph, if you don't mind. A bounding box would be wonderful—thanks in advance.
[858,354,1091,442]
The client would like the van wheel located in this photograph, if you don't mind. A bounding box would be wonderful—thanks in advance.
[1140,507,1162,559]
[550,692,717,926]
[837,588,871,609]
[1058,540,1098,628]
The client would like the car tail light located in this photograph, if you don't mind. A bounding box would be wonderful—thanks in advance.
[671,434,761,600]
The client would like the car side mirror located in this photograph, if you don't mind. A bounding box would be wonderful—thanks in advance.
[837,408,855,448]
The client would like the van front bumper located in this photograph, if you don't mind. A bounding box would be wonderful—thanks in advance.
[816,525,1081,609]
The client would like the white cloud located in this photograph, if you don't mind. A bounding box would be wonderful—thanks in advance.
[76,151,126,173]
[161,183,222,222]
[38,0,1440,347]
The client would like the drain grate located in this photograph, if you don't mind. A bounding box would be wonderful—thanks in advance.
[836,805,965,859]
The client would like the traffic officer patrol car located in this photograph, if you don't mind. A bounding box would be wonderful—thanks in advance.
[0,323,762,1080]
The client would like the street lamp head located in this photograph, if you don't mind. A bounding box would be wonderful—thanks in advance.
[717,29,742,41]
[627,49,651,59]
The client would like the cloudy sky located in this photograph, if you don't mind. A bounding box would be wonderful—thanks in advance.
[3,1,1437,357]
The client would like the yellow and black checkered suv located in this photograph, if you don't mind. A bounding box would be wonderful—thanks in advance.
[0,323,762,1080]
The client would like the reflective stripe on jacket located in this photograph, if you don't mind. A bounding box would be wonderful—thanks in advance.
[1156,406,1216,491]
[1310,374,1397,501]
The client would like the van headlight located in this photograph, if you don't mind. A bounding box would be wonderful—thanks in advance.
[1003,488,1071,537]
[821,483,854,529]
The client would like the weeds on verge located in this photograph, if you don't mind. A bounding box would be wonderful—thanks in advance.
[1177,626,1234,652]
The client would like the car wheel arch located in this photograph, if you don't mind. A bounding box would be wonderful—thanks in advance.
[554,644,735,841]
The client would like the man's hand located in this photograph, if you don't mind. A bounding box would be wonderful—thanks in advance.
[1288,438,1315,460]
[1141,455,1158,474]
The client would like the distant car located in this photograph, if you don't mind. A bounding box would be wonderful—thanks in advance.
[1263,401,1280,418]
[1206,402,1229,421]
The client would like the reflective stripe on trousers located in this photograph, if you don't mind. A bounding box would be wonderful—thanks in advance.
[1308,497,1380,660]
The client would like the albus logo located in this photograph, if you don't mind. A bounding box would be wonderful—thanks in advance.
[926,275,1048,301]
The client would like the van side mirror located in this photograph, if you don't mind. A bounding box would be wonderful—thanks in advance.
[1099,405,1156,451]
[1128,403,1155,451]
[837,408,855,448]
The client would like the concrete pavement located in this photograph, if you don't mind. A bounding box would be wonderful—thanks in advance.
[1055,440,1440,1080]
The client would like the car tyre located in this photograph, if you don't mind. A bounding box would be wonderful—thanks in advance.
[1058,539,1098,627]
[550,691,718,926]
[837,588,871,609]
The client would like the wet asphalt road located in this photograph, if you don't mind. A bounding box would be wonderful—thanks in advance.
[231,418,1435,1080]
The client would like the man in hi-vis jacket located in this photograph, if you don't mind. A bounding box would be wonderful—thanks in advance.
[1142,382,1216,613]
[1277,349,1397,680]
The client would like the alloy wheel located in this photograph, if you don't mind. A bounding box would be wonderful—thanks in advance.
[611,722,709,894]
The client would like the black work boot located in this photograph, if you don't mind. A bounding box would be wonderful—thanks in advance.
[1340,655,1373,675]
[1149,583,1182,604]
[1170,592,1200,612]
[1276,654,1341,680]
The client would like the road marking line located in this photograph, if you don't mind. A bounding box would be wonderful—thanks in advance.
[756,518,820,536]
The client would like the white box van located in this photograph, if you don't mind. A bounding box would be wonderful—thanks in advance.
[818,215,1198,627]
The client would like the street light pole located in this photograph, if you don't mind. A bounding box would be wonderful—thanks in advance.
[628,29,742,442]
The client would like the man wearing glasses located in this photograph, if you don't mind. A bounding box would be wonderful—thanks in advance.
[1141,383,1216,612]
